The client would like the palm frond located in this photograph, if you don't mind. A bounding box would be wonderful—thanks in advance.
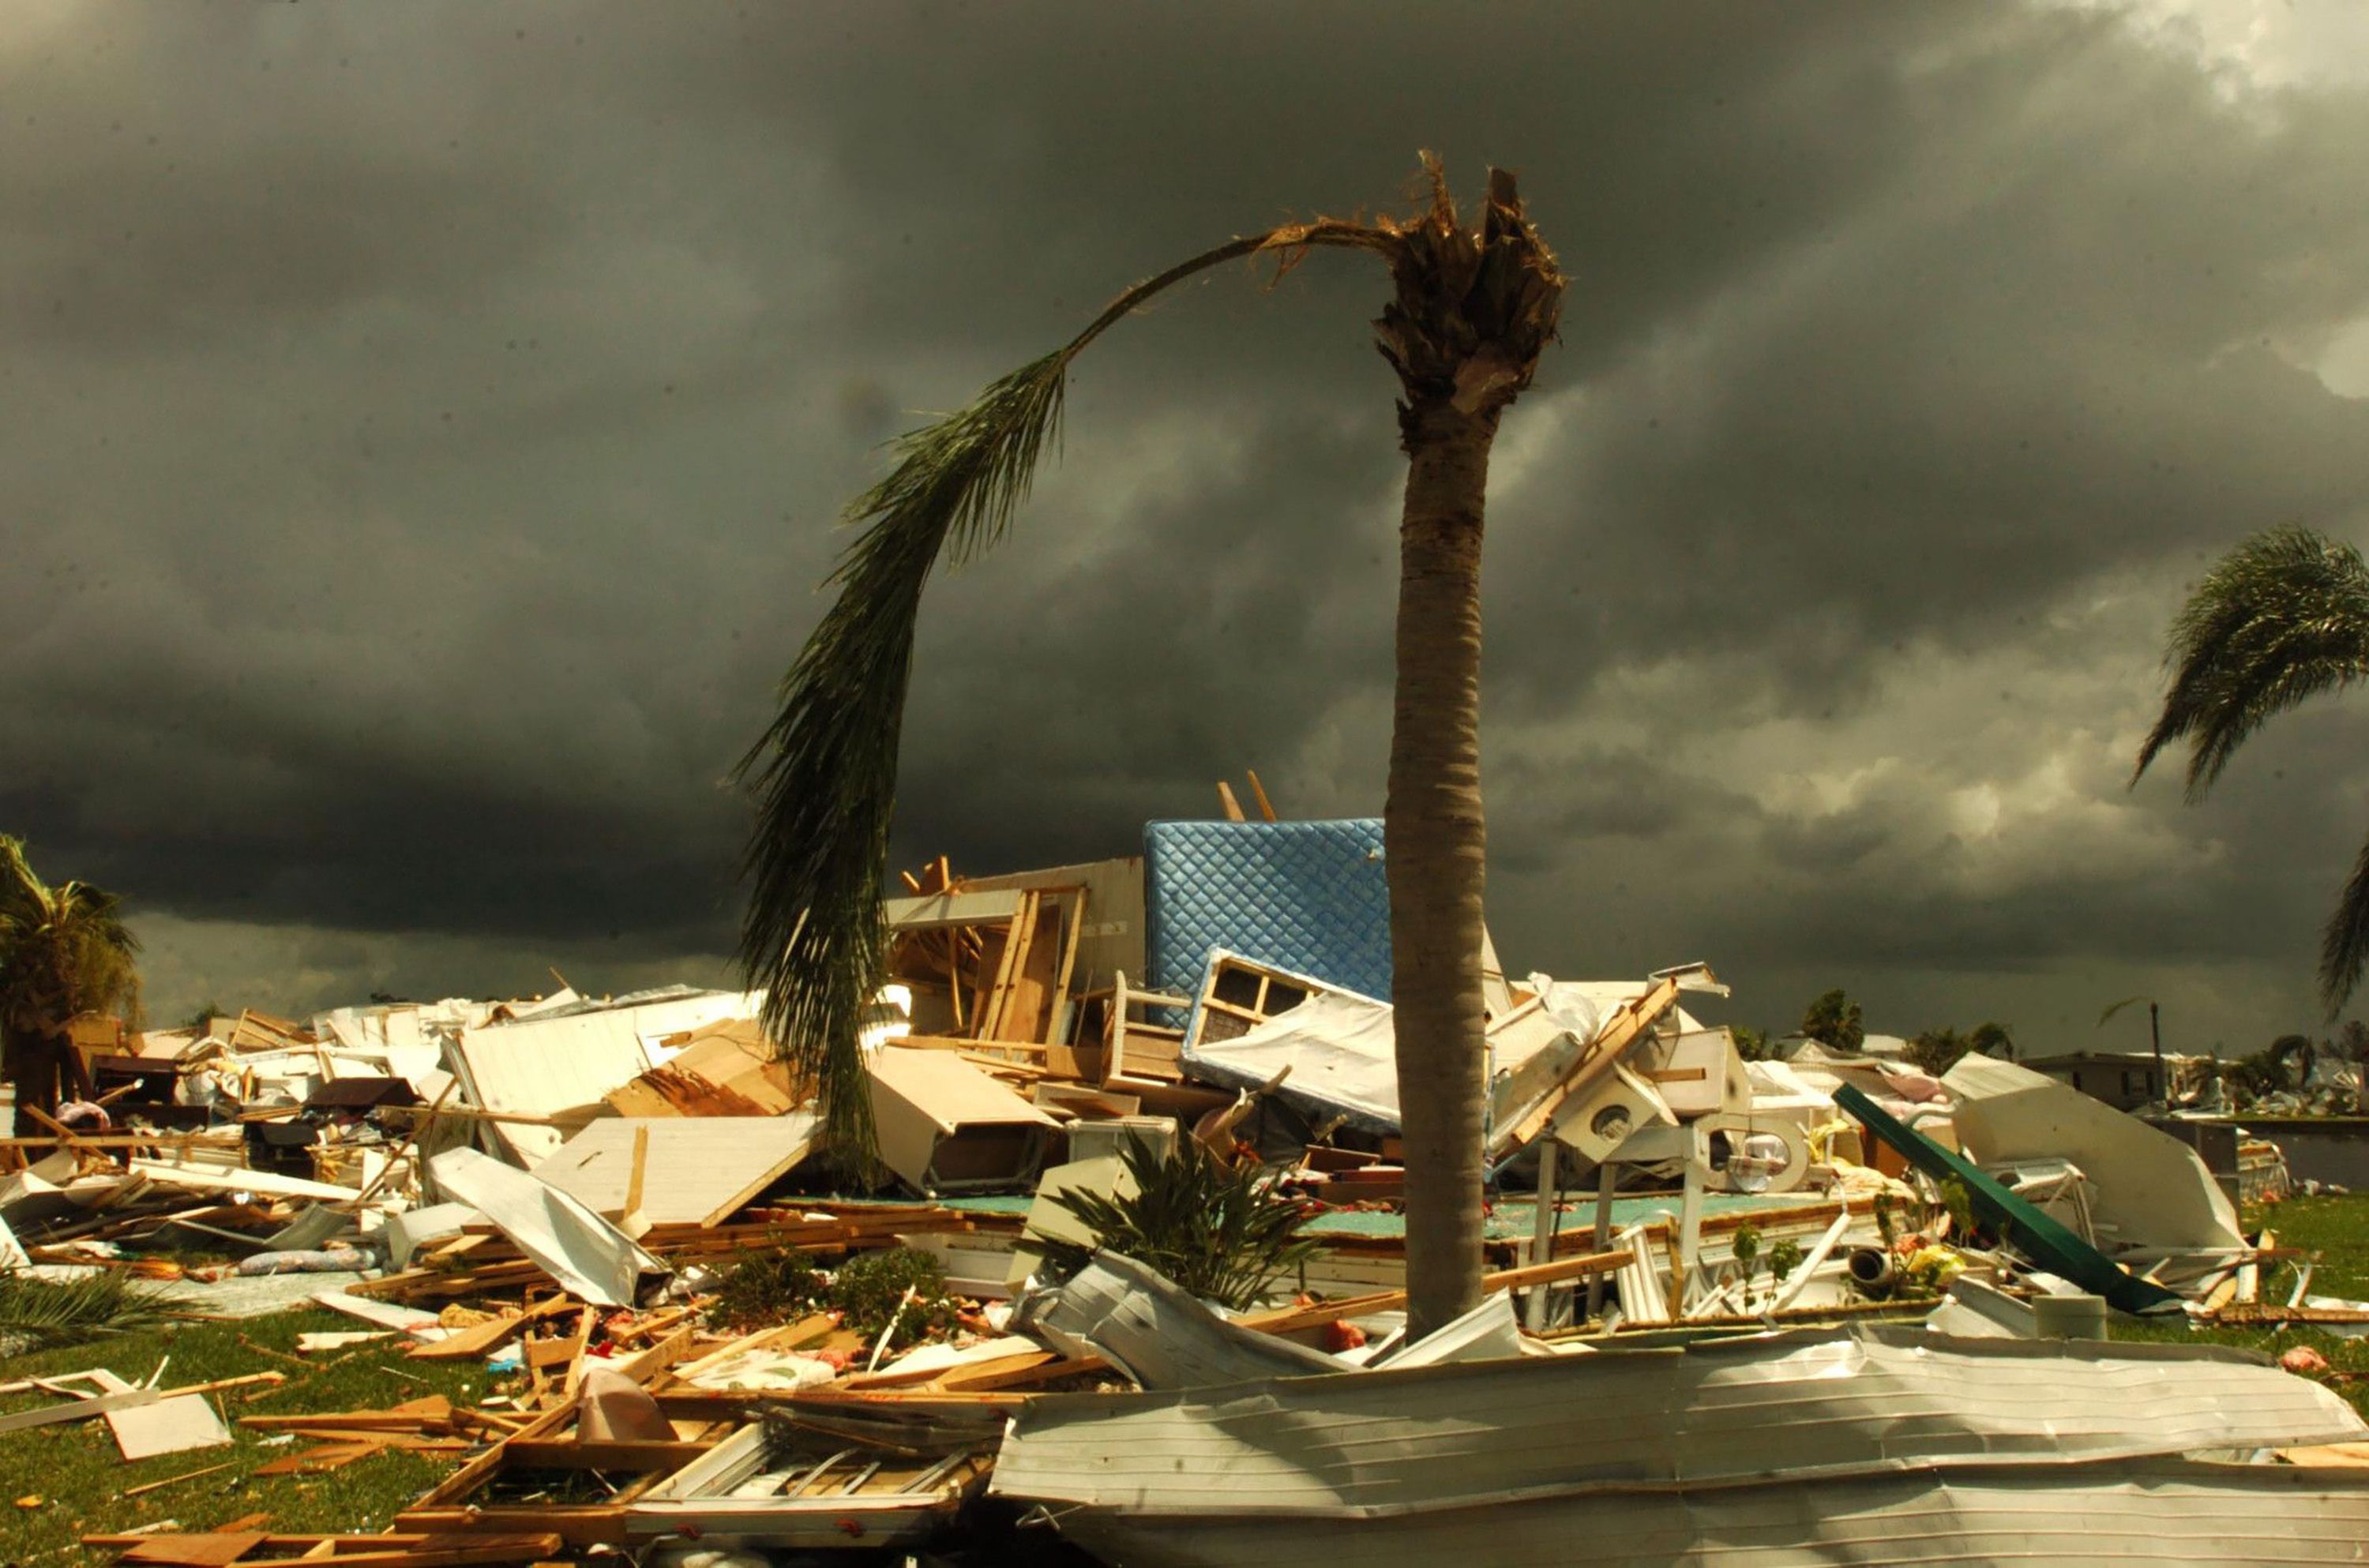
[2134,527,2369,801]
[734,352,1069,1159]
[2097,996,2148,1028]
[1040,1135,1317,1310]
[2321,830,2369,1016]
[0,835,140,1037]
[735,222,1392,1161]
[0,1269,175,1353]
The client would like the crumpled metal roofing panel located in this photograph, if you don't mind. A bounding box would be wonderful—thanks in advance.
[1035,1461,2369,1568]
[992,1326,2365,1516]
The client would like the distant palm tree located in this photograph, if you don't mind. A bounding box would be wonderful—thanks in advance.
[738,159,1565,1337]
[2134,525,2369,1012]
[0,837,141,1138]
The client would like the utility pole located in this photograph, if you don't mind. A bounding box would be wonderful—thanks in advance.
[2101,996,2168,1108]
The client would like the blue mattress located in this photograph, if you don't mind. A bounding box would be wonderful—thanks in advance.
[1143,819,1393,1003]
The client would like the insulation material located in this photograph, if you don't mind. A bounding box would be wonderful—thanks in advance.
[428,1146,670,1307]
[1943,1053,2243,1255]
[531,1115,818,1228]
[1181,978,1400,1135]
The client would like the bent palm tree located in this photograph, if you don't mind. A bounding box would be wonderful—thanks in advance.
[740,159,1564,1337]
[2134,525,2369,1013]
[0,836,141,1138]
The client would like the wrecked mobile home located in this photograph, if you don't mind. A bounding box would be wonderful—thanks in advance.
[9,799,2367,1564]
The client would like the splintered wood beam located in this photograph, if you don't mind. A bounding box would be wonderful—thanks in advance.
[1245,768,1278,821]
[1489,973,1683,1159]
[1235,1249,1635,1334]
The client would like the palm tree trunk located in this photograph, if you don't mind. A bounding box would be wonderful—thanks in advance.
[5,1026,65,1141]
[1388,400,1496,1340]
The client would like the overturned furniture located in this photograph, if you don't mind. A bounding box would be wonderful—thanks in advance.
[866,1046,1059,1194]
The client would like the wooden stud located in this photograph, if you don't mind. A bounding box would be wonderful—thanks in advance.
[1245,768,1278,822]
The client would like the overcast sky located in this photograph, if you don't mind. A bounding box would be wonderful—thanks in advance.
[9,0,2369,1057]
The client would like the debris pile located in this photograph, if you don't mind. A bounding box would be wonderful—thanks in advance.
[15,799,2363,1562]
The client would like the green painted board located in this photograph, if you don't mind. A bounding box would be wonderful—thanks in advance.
[1834,1082,2182,1315]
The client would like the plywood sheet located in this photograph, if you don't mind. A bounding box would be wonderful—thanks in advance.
[967,858,1145,996]
[531,1116,819,1227]
[107,1393,231,1461]
[450,990,760,1163]
[605,1020,801,1118]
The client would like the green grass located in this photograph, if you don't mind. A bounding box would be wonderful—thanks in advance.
[2113,1195,2369,1419]
[11,1196,2369,1562]
[0,1307,491,1566]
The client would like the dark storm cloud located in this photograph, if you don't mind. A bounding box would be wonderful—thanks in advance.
[7,0,2369,1046]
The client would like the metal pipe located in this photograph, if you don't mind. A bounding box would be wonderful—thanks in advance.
[1525,1135,1560,1334]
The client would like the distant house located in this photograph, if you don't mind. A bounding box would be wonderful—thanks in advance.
[2022,1049,2179,1112]
[1773,1032,1915,1063]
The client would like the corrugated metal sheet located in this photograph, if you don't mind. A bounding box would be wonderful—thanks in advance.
[992,1327,2365,1517]
[428,1146,669,1307]
[1035,1461,2369,1568]
[1012,1251,1342,1388]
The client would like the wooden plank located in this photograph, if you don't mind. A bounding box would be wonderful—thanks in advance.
[389,1510,625,1549]
[884,887,1026,931]
[0,1371,280,1435]
[122,1460,239,1498]
[1489,975,1682,1157]
[348,1078,457,1210]
[108,1394,232,1461]
[113,1532,269,1566]
[1245,768,1278,822]
[975,891,1037,1040]
[405,1397,580,1510]
[1234,1250,1634,1333]
[264,1536,565,1568]
[560,1307,596,1400]
[530,1118,818,1231]
[251,1439,396,1476]
[608,1321,702,1386]
[617,1125,649,1235]
[240,1396,454,1434]
[407,1297,572,1362]
[660,1312,836,1386]
[0,1386,157,1433]
[1047,889,1085,1045]
[929,1351,1107,1393]
[1232,1289,1409,1335]
[501,1439,711,1471]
